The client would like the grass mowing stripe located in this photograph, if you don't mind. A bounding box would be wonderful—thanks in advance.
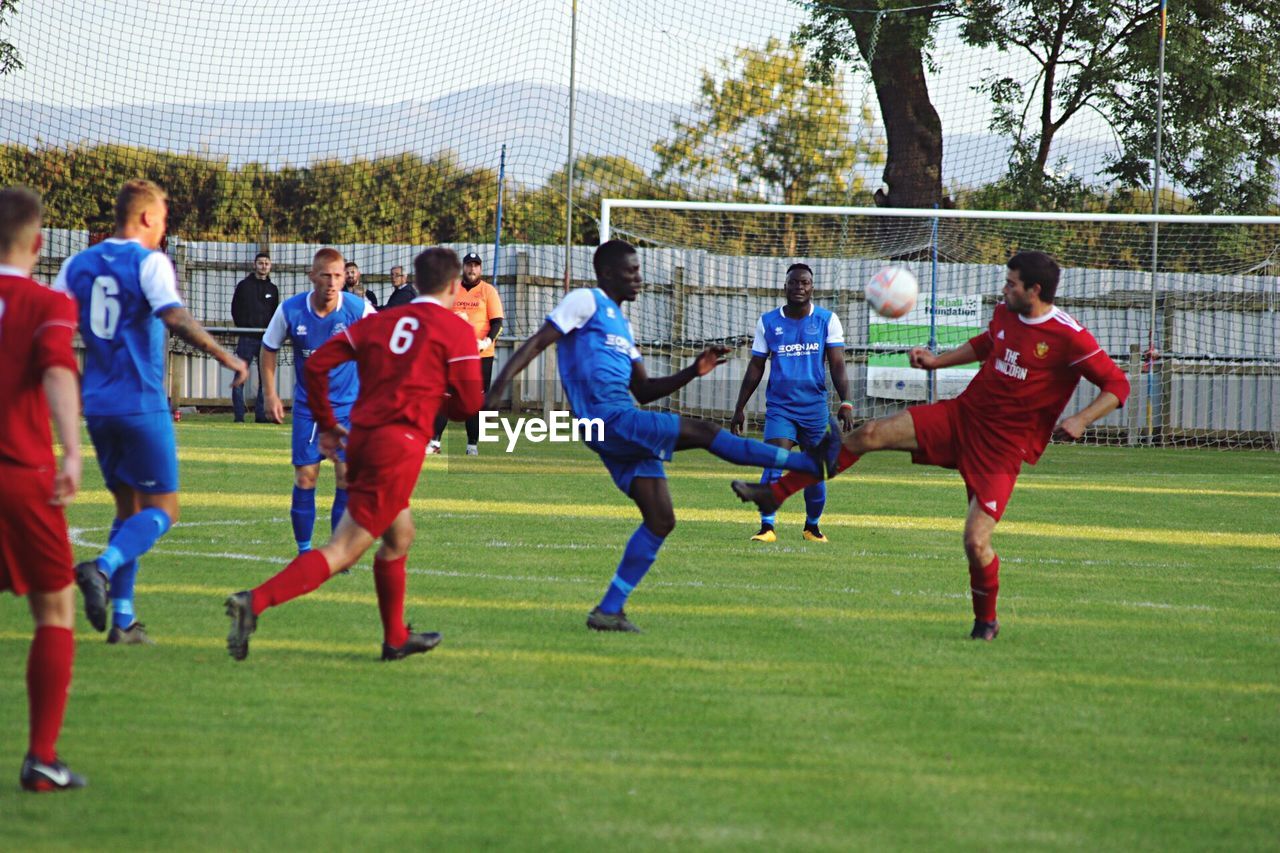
[4,626,1273,698]
[73,490,1280,549]
[128,582,1264,636]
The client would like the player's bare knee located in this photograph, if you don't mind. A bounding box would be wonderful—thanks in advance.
[294,467,318,489]
[646,514,675,538]
[963,531,991,564]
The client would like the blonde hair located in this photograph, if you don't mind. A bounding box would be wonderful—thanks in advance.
[114,179,168,229]
[312,247,345,269]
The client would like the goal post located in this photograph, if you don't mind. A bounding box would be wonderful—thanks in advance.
[600,198,1280,450]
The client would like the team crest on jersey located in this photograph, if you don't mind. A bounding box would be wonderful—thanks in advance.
[334,322,347,335]
[1035,341,1049,358]
[605,307,616,318]
[295,324,307,336]
[774,326,783,335]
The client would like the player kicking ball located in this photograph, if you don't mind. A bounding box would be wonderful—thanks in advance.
[733,251,1130,640]
[225,247,483,661]
[484,240,839,633]
[730,262,854,543]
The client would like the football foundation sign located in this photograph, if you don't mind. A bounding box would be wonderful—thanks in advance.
[866,294,984,401]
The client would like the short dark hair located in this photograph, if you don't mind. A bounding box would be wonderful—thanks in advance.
[786,262,813,277]
[344,260,359,270]
[254,251,270,261]
[0,186,43,254]
[414,247,461,294]
[1007,250,1060,303]
[593,239,637,280]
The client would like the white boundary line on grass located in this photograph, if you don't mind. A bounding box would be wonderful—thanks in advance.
[67,520,1225,614]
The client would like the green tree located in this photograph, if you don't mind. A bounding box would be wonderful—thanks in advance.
[0,0,21,77]
[653,38,881,251]
[798,1,945,209]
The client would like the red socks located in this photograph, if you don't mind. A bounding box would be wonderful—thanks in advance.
[28,626,74,764]
[770,448,862,502]
[251,549,333,615]
[970,555,1000,622]
[373,555,409,648]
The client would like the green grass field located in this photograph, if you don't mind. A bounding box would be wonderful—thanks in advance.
[3,416,1278,850]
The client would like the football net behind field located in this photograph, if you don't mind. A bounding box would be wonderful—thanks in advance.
[602,201,1280,449]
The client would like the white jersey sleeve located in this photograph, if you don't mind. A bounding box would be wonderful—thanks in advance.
[547,288,597,334]
[826,313,845,346]
[361,299,378,319]
[139,251,183,314]
[261,304,289,351]
[751,316,768,356]
[52,258,71,293]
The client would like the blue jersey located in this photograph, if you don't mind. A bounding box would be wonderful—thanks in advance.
[751,304,844,420]
[262,291,373,413]
[54,238,183,416]
[547,288,641,420]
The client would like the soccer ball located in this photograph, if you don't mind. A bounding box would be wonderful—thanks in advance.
[865,266,918,319]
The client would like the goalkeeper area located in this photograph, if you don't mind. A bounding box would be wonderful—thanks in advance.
[2,418,1278,847]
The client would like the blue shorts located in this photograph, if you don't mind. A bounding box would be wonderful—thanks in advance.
[86,411,179,494]
[763,410,829,448]
[292,405,352,467]
[587,408,680,496]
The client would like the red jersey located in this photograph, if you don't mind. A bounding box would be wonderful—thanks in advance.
[959,302,1129,464]
[304,296,484,437]
[0,270,79,472]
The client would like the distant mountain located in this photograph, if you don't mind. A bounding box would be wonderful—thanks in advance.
[0,81,1119,190]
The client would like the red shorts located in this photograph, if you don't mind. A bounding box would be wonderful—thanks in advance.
[343,425,428,537]
[0,465,74,596]
[908,399,1023,521]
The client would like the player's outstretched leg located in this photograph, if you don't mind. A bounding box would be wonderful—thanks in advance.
[678,417,839,479]
[226,511,377,660]
[588,478,671,633]
[373,508,442,661]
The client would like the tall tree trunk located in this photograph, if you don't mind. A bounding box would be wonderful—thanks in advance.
[849,12,946,209]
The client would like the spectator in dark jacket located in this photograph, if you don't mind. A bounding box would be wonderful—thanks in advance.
[230,251,279,422]
[344,260,378,309]
[382,264,415,309]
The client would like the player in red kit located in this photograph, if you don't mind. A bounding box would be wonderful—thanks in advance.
[224,247,483,661]
[733,251,1130,640]
[0,187,88,790]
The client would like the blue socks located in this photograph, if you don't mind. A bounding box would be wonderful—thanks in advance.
[291,485,316,552]
[759,466,781,525]
[95,507,170,579]
[331,488,348,532]
[599,524,665,614]
[105,518,139,630]
[708,430,819,476]
[804,480,827,526]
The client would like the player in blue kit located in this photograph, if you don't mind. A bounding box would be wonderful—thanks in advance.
[731,263,852,543]
[485,240,838,632]
[260,247,376,554]
[56,180,248,642]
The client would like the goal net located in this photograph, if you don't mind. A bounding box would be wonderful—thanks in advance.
[602,200,1280,449]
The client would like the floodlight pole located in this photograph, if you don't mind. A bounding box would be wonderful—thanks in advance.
[564,0,579,293]
[1146,0,1168,443]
